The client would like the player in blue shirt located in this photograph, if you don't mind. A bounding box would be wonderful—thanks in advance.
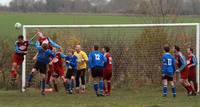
[89,45,107,96]
[65,49,78,94]
[27,41,55,95]
[161,45,176,97]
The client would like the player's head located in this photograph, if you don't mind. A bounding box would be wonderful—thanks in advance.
[93,45,99,51]
[42,43,48,51]
[68,49,75,56]
[163,45,170,52]
[75,45,81,52]
[187,47,193,54]
[174,45,180,53]
[104,46,110,52]
[52,47,56,53]
[18,35,24,42]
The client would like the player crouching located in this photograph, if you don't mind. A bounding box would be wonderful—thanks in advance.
[10,35,29,81]
[89,45,107,96]
[49,49,68,93]
[65,49,78,94]
[161,45,176,97]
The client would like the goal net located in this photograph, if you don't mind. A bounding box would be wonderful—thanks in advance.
[22,23,200,92]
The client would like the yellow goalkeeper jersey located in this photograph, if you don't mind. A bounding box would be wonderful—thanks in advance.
[74,51,88,70]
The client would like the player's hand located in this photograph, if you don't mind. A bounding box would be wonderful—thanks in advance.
[66,61,70,63]
[175,69,180,73]
[33,56,37,61]
[81,59,85,62]
[49,62,53,65]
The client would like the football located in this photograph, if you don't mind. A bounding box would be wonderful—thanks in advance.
[14,22,22,29]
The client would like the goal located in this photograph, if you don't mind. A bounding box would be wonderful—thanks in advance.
[22,23,200,92]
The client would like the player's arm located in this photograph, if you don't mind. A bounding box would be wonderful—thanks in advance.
[88,53,93,69]
[189,55,197,68]
[48,38,61,49]
[80,52,88,62]
[177,55,186,72]
[15,42,25,54]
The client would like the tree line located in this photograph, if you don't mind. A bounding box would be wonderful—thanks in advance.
[0,0,200,15]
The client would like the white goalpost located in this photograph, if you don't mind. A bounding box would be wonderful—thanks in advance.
[22,23,200,92]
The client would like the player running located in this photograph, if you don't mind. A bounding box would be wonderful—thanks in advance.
[28,41,55,95]
[10,35,29,81]
[161,45,176,97]
[174,45,196,95]
[89,45,107,96]
[186,48,197,92]
[49,49,68,93]
[65,49,78,94]
[102,46,113,96]
[74,45,88,93]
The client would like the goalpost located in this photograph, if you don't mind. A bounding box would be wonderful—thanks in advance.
[22,23,200,92]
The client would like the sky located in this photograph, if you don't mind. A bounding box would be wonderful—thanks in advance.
[0,0,12,6]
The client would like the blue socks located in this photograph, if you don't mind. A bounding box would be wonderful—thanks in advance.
[163,85,168,97]
[28,73,33,83]
[93,82,99,95]
[99,80,104,95]
[172,87,176,97]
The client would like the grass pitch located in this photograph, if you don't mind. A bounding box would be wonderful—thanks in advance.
[0,86,200,107]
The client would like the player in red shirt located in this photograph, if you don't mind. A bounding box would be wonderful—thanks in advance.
[102,46,113,96]
[174,45,196,95]
[49,49,68,92]
[11,35,29,80]
[186,48,197,92]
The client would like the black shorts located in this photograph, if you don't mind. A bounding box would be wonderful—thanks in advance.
[33,61,47,74]
[91,67,103,78]
[66,69,75,79]
[162,75,173,81]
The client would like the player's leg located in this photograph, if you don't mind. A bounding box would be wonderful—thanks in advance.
[51,77,58,92]
[60,75,68,93]
[98,68,104,96]
[169,76,176,97]
[92,68,99,96]
[80,69,86,93]
[27,62,39,87]
[10,62,18,80]
[162,75,168,97]
[75,70,81,93]
[46,65,53,87]
[38,63,48,95]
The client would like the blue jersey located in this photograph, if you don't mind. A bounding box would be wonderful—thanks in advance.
[89,51,107,69]
[65,55,78,70]
[162,53,176,76]
[35,41,55,64]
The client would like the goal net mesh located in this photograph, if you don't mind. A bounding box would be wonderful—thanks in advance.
[24,26,196,89]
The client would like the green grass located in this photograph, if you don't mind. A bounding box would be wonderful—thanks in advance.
[1,12,200,39]
[0,86,200,107]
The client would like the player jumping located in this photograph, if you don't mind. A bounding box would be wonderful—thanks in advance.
[161,45,176,97]
[10,35,29,81]
[102,46,113,96]
[28,41,55,95]
[89,45,107,96]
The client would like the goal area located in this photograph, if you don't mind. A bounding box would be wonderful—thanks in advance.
[22,23,200,92]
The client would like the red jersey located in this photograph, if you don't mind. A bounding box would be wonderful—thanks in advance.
[53,53,64,72]
[104,52,112,72]
[186,54,197,70]
[15,41,29,55]
[38,37,53,50]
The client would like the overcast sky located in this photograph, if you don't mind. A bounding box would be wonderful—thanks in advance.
[0,0,12,6]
